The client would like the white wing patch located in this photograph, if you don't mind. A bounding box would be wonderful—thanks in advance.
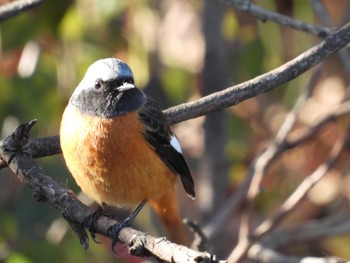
[170,135,183,153]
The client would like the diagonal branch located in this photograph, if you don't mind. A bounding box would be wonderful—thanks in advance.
[164,21,350,124]
[0,0,49,23]
[253,134,348,238]
[203,67,317,238]
[0,21,348,171]
[221,0,330,38]
[0,121,215,263]
[227,131,349,263]
[310,0,350,73]
[222,67,321,263]
[203,99,350,242]
[261,213,350,249]
[248,214,350,261]
[248,244,347,263]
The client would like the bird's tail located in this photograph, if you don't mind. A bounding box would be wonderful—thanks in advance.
[149,187,190,246]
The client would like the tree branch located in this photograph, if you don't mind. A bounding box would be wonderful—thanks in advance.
[228,132,348,262]
[254,135,348,238]
[248,244,347,263]
[0,135,61,169]
[261,213,350,249]
[0,121,216,263]
[164,21,350,124]
[310,0,350,73]
[222,67,320,262]
[203,99,350,256]
[0,21,348,171]
[0,0,49,23]
[221,0,330,38]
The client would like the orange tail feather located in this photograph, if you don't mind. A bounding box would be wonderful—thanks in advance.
[149,187,190,246]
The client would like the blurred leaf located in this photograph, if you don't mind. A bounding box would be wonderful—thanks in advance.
[161,67,192,104]
[58,5,84,42]
[5,253,32,263]
[0,213,17,239]
[221,8,239,40]
[0,15,38,50]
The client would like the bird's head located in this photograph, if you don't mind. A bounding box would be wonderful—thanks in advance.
[70,58,146,118]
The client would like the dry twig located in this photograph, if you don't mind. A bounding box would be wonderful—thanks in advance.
[310,0,350,73]
[248,244,347,263]
[228,131,348,262]
[0,20,345,171]
[261,213,350,249]
[204,99,350,240]
[1,2,350,263]
[165,22,350,123]
[221,0,330,38]
[0,0,49,23]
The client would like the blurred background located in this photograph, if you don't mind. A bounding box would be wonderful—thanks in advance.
[0,0,349,262]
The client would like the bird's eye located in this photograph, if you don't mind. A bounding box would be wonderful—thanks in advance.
[94,79,103,89]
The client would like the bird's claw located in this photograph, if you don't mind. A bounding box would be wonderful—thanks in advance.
[108,217,133,253]
[83,206,103,244]
[107,200,147,252]
[1,119,37,164]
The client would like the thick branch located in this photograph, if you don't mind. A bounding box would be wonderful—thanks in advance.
[0,21,348,170]
[0,135,61,169]
[164,22,350,124]
[0,121,215,263]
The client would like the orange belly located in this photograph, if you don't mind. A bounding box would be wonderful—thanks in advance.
[60,104,175,206]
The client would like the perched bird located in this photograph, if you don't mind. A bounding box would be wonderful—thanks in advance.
[60,58,195,248]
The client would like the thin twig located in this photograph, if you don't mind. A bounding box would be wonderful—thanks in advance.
[203,66,321,238]
[203,99,350,239]
[228,67,321,262]
[247,67,321,202]
[0,0,49,23]
[1,22,349,171]
[310,0,350,73]
[261,213,350,249]
[284,101,350,150]
[221,0,330,38]
[228,132,348,263]
[254,135,348,238]
[248,244,347,263]
[226,68,321,261]
[310,0,332,26]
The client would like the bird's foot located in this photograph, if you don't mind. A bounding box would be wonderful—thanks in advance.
[0,119,37,164]
[83,206,104,244]
[108,216,134,253]
[108,200,147,252]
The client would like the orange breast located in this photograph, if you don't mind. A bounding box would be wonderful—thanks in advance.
[60,104,175,206]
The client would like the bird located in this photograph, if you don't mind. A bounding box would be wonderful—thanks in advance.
[60,58,195,249]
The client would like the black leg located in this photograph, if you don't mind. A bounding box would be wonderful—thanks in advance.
[108,200,147,252]
[83,206,104,243]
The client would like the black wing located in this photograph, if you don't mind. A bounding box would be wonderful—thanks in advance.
[138,97,195,199]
